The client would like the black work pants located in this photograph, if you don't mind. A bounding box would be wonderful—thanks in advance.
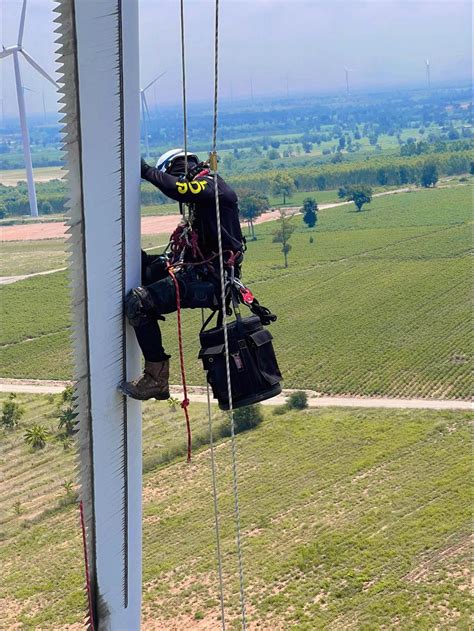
[133,267,220,362]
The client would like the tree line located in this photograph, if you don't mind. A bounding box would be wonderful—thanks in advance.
[228,150,472,196]
[0,150,471,218]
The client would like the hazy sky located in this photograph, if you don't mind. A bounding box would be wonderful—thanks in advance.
[1,0,472,116]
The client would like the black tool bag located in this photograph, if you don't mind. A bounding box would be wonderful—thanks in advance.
[199,314,282,410]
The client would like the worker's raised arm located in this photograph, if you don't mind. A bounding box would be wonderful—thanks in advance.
[141,159,214,203]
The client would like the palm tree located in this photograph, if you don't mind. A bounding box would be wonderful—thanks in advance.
[24,424,49,449]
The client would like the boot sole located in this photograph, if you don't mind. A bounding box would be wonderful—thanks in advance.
[118,383,170,401]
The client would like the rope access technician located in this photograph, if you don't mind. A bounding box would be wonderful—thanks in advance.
[119,149,245,401]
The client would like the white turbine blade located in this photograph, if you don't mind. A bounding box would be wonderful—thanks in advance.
[142,91,150,119]
[18,0,28,46]
[143,70,166,92]
[54,0,141,627]
[20,49,57,87]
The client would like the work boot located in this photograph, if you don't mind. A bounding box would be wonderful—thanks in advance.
[119,359,170,400]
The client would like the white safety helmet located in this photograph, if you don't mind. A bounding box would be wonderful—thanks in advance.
[155,148,199,173]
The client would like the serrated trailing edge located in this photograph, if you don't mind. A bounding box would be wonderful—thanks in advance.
[53,0,98,627]
[53,0,142,628]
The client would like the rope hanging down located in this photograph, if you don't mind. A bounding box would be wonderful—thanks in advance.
[179,0,188,178]
[167,266,192,462]
[178,0,226,627]
[210,0,248,627]
[177,0,247,627]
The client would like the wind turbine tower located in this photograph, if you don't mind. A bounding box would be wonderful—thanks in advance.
[425,58,431,89]
[344,66,353,95]
[140,71,166,158]
[0,0,57,216]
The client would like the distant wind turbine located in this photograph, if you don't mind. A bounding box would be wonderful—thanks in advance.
[344,66,353,95]
[140,71,166,158]
[0,0,57,216]
[425,58,431,89]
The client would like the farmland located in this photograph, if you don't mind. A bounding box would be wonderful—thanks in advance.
[1,183,472,399]
[0,393,472,628]
[0,239,65,276]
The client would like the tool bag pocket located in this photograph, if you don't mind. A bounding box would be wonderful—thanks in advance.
[199,315,282,410]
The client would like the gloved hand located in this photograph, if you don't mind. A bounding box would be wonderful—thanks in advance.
[141,157,149,178]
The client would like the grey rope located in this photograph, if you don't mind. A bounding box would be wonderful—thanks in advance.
[179,1,226,626]
[202,311,227,630]
[179,0,188,177]
[211,0,248,628]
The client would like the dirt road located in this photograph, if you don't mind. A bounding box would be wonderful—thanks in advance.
[0,211,281,242]
[0,378,470,410]
[0,187,415,242]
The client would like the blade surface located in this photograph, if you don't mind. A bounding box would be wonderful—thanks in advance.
[53,0,141,628]
[142,91,150,119]
[18,0,27,46]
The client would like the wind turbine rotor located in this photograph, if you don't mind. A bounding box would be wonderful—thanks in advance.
[20,49,57,87]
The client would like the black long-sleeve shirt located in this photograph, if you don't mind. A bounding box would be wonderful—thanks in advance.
[141,163,244,257]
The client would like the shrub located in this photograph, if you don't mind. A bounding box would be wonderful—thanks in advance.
[219,404,264,436]
[286,391,308,410]
[61,480,74,495]
[273,404,289,415]
[55,385,76,436]
[167,397,180,412]
[24,424,49,450]
[1,393,24,429]
[57,406,77,436]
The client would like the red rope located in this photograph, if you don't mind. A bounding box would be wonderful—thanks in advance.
[167,266,192,462]
[79,500,95,631]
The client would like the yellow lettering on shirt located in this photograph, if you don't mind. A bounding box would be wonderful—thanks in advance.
[188,181,202,194]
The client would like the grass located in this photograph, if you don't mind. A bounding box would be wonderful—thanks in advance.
[1,184,472,398]
[0,239,66,276]
[268,188,340,208]
[0,167,64,186]
[0,394,472,628]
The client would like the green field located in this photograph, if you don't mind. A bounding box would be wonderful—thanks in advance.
[0,239,66,276]
[1,185,471,399]
[0,393,472,628]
